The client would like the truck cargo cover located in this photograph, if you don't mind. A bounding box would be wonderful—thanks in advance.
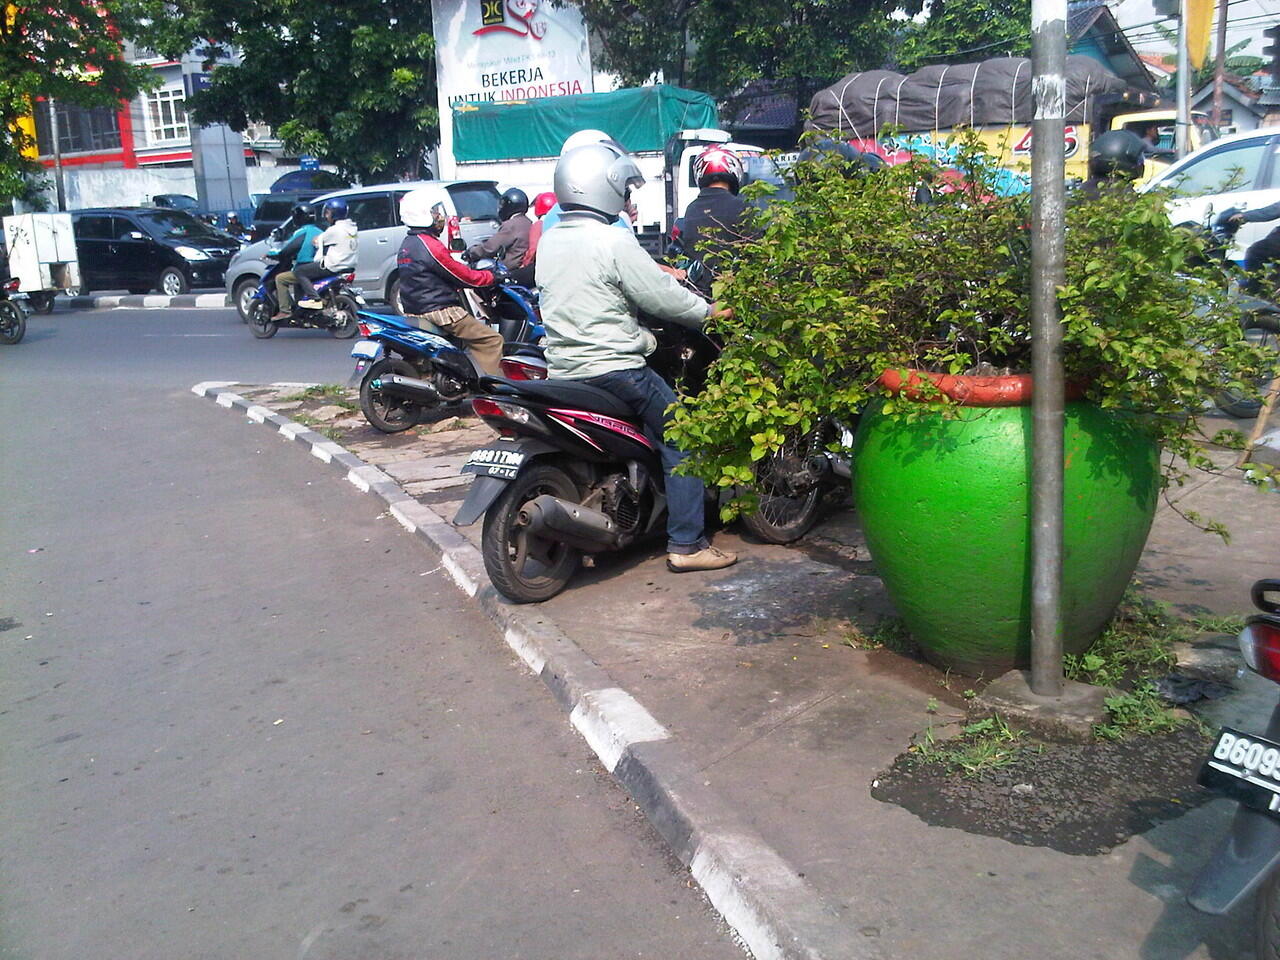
[806,56,1128,137]
[453,85,719,162]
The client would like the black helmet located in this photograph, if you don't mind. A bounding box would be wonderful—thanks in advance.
[498,187,529,222]
[1088,130,1146,181]
[290,202,314,225]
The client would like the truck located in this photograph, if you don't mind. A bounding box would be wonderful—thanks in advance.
[450,84,775,255]
[1,213,81,313]
[805,55,1217,192]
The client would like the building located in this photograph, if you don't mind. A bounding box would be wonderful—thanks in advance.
[1191,75,1274,134]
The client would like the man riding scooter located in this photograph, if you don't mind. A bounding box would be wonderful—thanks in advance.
[535,140,737,573]
[269,203,323,321]
[295,198,358,310]
[466,187,533,269]
[396,188,505,377]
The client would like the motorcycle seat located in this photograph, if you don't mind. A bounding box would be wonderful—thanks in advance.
[483,377,634,419]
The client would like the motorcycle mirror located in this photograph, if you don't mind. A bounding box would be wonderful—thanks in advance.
[127,231,147,241]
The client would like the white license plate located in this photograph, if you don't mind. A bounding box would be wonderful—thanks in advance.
[461,447,527,480]
[350,340,382,360]
[1199,727,1280,816]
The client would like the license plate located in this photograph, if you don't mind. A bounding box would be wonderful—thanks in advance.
[1199,727,1280,817]
[350,340,382,360]
[461,446,526,480]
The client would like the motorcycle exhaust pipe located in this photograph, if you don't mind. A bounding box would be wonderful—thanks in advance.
[375,374,441,404]
[804,453,852,481]
[518,495,620,551]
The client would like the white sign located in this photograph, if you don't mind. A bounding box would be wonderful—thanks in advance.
[431,0,594,176]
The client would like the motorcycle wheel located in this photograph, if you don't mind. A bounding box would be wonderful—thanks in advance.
[481,464,581,603]
[740,425,832,544]
[0,302,27,345]
[248,301,278,339]
[329,295,359,339]
[1217,315,1280,419]
[1256,869,1280,959]
[28,291,54,314]
[360,358,425,433]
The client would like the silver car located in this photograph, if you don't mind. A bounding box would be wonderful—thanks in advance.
[225,179,503,320]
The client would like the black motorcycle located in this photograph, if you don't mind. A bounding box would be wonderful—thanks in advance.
[1188,578,1280,956]
[247,249,363,340]
[1,277,30,345]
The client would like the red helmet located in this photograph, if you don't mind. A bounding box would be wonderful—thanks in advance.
[693,145,744,193]
[533,191,557,218]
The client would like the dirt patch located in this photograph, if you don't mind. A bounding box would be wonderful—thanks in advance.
[871,725,1213,855]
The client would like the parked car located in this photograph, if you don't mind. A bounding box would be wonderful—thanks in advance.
[225,179,504,320]
[1141,127,1280,262]
[72,207,241,296]
[268,169,349,193]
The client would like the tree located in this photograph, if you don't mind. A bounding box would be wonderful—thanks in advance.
[572,1,916,112]
[146,1,437,183]
[894,0,1030,73]
[1,2,163,204]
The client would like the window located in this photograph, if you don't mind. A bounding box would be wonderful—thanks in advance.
[34,101,121,155]
[343,194,394,230]
[1168,139,1269,196]
[73,215,114,240]
[146,88,189,143]
[446,183,502,221]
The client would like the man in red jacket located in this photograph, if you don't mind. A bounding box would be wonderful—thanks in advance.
[397,190,504,376]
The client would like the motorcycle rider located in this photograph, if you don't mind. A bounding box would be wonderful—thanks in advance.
[536,142,738,573]
[396,188,504,377]
[1076,129,1147,201]
[466,187,532,269]
[269,203,322,321]
[295,198,358,309]
[681,145,755,297]
[1225,202,1280,294]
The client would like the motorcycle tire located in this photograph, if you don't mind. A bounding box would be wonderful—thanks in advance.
[481,463,581,603]
[740,425,833,544]
[1256,868,1280,960]
[360,358,425,433]
[248,301,278,339]
[0,302,27,345]
[329,295,360,339]
[28,291,54,314]
[1216,314,1280,419]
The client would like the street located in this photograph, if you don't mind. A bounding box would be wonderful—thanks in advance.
[0,306,744,960]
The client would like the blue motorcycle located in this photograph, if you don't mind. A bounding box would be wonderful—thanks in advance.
[248,250,365,340]
[348,275,546,433]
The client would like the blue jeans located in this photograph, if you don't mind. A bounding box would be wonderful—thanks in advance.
[584,366,708,553]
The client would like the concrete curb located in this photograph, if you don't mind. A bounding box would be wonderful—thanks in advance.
[193,381,875,960]
[70,293,230,310]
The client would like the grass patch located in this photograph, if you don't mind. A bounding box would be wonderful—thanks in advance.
[280,383,349,403]
[1095,682,1189,741]
[843,616,915,655]
[912,714,1035,776]
[1191,613,1245,634]
[1063,588,1181,689]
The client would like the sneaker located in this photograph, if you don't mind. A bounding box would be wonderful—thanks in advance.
[296,298,321,309]
[666,544,738,573]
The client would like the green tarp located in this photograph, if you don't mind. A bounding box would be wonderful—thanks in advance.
[452,85,719,162]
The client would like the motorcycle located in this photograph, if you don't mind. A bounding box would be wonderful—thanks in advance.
[348,266,547,433]
[1,276,31,345]
[247,249,364,340]
[452,317,849,603]
[1188,579,1280,956]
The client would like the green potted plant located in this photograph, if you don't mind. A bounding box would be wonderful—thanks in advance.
[668,136,1273,675]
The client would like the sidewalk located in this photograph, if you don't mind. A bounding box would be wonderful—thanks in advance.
[200,384,1280,960]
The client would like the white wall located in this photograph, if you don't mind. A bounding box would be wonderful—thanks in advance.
[31,165,335,212]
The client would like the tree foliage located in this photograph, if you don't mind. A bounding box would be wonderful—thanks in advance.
[571,0,915,107]
[895,0,1030,72]
[1,1,163,204]
[146,1,438,183]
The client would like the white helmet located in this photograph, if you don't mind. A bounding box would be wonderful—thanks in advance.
[554,143,645,218]
[560,128,626,157]
[400,188,444,228]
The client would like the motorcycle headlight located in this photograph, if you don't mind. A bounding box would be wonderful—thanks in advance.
[176,245,211,261]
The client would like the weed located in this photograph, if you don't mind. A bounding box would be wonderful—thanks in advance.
[962,689,977,700]
[1063,588,1182,688]
[281,383,349,403]
[925,697,939,714]
[912,713,1033,777]
[1094,682,1187,741]
[1191,613,1245,635]
[843,617,915,654]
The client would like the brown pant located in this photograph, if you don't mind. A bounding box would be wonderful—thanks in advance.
[409,305,504,377]
[275,270,297,313]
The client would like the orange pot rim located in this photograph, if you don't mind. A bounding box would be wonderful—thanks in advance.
[878,368,1084,407]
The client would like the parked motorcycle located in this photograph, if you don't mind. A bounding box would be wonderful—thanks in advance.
[348,271,547,433]
[247,250,363,340]
[1,276,31,345]
[1188,579,1280,956]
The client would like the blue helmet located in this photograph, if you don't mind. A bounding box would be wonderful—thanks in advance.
[322,197,348,221]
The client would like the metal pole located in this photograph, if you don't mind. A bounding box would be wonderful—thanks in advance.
[1029,0,1067,697]
[1176,0,1192,157]
[1211,0,1229,128]
[48,97,66,212]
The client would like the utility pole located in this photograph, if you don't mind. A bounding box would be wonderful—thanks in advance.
[1210,0,1228,128]
[1029,0,1067,697]
[1176,0,1192,157]
[48,97,67,212]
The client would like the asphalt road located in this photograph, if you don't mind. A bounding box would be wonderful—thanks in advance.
[0,307,744,959]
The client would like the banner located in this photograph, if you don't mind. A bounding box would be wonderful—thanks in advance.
[431,0,594,175]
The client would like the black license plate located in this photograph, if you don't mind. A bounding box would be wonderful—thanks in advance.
[1199,727,1280,817]
[461,447,526,480]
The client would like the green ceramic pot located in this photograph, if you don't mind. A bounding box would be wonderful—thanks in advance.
[851,376,1159,675]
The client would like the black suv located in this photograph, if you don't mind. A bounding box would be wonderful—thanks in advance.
[71,207,241,296]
